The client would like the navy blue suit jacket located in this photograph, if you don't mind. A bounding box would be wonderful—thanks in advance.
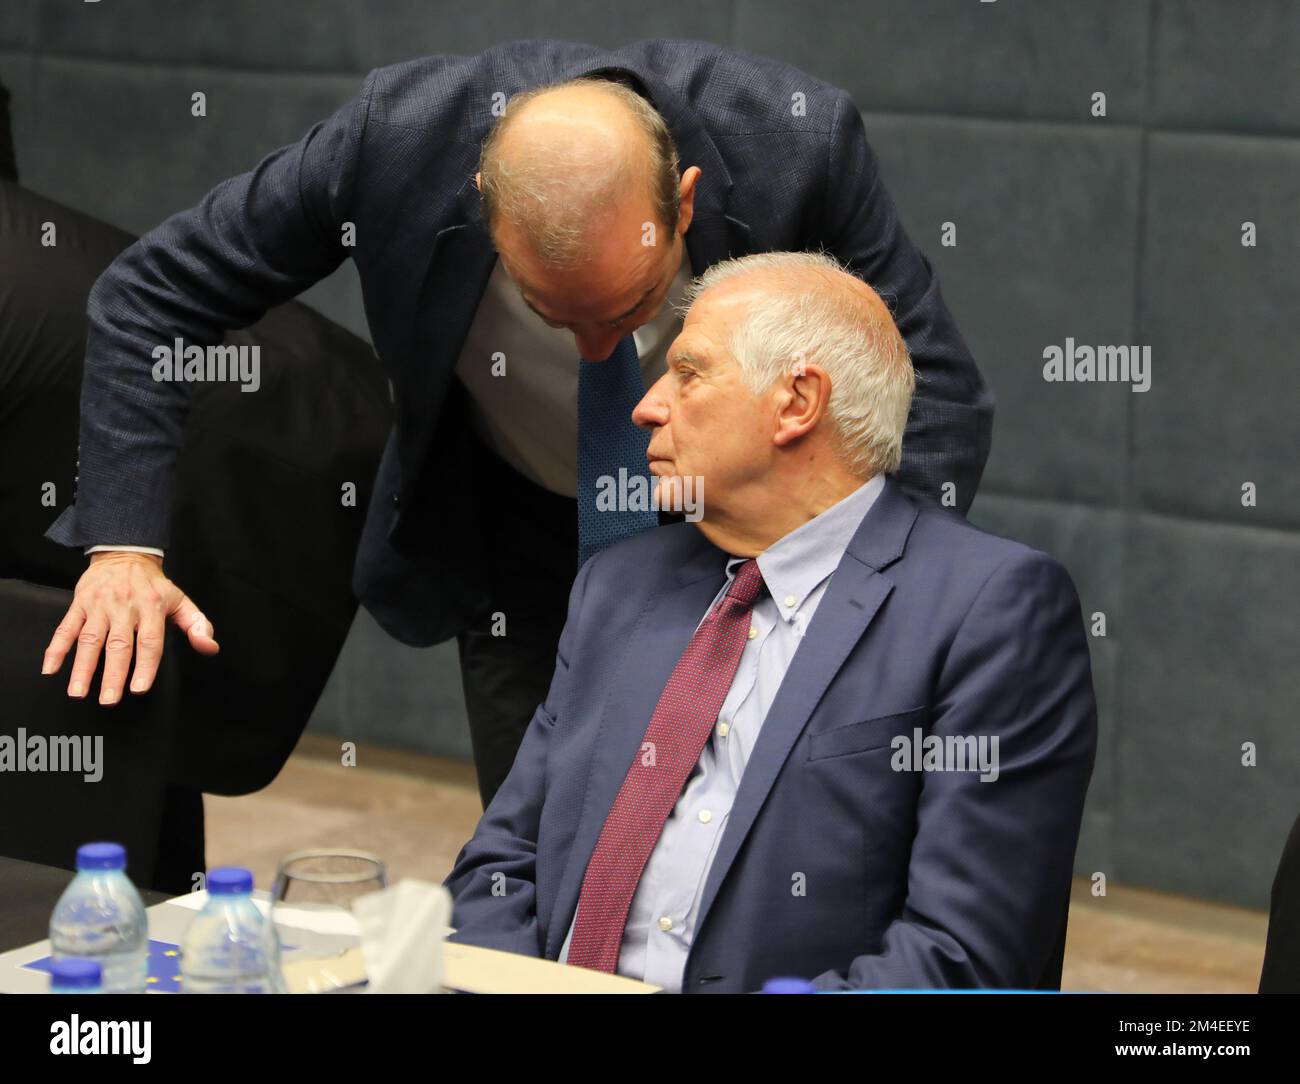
[48,39,994,646]
[444,477,1097,992]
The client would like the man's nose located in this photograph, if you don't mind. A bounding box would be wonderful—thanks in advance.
[632,374,670,429]
[575,330,625,363]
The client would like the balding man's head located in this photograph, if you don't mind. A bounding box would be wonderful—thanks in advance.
[475,76,700,362]
[478,77,680,268]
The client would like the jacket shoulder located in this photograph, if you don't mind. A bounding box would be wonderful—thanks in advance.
[583,521,715,585]
[903,495,1081,597]
[622,39,846,135]
[363,42,594,128]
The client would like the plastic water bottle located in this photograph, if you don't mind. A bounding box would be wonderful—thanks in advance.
[49,842,148,993]
[180,867,285,994]
[49,958,104,993]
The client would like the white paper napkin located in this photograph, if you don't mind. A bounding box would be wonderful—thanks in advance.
[351,879,452,994]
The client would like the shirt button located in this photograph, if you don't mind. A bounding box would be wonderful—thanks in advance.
[658,916,673,932]
[717,722,730,738]
[747,627,758,640]
[784,595,797,608]
[698,809,712,824]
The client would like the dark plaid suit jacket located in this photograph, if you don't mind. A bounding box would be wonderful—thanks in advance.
[47,38,995,646]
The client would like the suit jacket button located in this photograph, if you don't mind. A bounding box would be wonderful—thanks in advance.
[391,491,400,508]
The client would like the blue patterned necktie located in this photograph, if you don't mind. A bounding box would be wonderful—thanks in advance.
[576,335,661,567]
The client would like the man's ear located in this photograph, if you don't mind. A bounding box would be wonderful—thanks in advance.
[474,171,482,191]
[677,166,701,236]
[772,362,832,448]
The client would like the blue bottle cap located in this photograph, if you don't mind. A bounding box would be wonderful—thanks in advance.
[50,958,103,989]
[762,977,818,994]
[75,842,126,871]
[207,867,254,895]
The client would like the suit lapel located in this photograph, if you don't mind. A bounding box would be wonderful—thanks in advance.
[390,167,497,540]
[691,479,920,938]
[545,535,726,959]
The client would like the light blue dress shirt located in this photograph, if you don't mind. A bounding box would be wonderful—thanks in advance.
[558,473,886,991]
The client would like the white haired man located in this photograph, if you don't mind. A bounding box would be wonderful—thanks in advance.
[444,252,1097,993]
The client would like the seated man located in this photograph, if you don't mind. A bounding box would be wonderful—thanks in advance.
[443,251,1097,992]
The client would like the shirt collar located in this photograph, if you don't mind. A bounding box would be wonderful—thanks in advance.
[723,473,886,623]
[632,247,693,357]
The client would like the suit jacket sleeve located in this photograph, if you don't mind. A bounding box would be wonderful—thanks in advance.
[811,549,1097,990]
[822,91,995,516]
[441,556,595,958]
[45,73,376,551]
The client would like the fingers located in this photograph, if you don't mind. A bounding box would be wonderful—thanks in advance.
[67,608,109,700]
[129,607,167,695]
[43,602,88,677]
[98,612,137,705]
[169,592,220,656]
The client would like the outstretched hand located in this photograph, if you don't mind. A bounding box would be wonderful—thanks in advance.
[42,551,219,705]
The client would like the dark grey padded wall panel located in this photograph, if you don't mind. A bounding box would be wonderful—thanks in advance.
[1137,133,1300,529]
[28,1,732,72]
[866,115,1141,504]
[36,0,365,71]
[0,1,35,49]
[1150,0,1300,136]
[1118,518,1300,907]
[4,2,1295,907]
[30,58,359,226]
[735,0,1150,124]
[348,2,733,66]
[310,615,473,762]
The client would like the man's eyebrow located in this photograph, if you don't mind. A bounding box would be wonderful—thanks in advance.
[668,348,707,367]
[520,285,655,327]
[603,285,657,326]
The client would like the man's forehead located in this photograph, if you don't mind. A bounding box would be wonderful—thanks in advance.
[674,286,752,354]
[501,230,665,318]
[667,319,733,367]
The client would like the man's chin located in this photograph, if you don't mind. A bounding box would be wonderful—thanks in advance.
[653,472,706,523]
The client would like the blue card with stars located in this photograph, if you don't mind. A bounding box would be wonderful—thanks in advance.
[24,939,183,993]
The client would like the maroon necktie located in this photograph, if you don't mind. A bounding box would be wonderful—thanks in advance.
[567,559,766,973]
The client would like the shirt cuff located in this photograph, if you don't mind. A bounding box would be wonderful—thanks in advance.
[85,545,166,557]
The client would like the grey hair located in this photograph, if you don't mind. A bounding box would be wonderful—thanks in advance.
[478,76,680,269]
[677,251,915,477]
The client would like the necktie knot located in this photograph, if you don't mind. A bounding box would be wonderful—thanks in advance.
[725,559,766,606]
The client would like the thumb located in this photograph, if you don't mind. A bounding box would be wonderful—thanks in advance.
[169,592,220,654]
